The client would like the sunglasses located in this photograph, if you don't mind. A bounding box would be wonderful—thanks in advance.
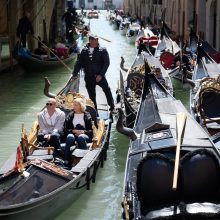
[46,103,53,106]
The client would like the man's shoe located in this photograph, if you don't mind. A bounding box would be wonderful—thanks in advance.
[109,106,115,112]
[64,161,72,170]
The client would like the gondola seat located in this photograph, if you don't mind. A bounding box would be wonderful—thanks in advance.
[27,149,54,161]
[71,149,99,173]
[160,51,175,70]
[181,149,220,203]
[126,72,144,97]
[141,150,220,218]
[197,78,220,129]
[137,153,180,211]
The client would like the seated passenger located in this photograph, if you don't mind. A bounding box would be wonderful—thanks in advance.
[54,37,69,58]
[154,67,166,87]
[34,37,50,56]
[37,98,65,157]
[63,98,93,167]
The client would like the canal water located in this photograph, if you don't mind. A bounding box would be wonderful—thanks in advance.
[0,11,190,220]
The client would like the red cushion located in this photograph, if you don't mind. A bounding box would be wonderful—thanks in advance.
[160,52,175,69]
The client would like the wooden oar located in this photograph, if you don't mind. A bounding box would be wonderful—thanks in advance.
[172,112,187,190]
[32,35,72,72]
[75,26,112,42]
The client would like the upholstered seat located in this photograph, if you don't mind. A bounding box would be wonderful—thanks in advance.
[181,149,220,203]
[197,78,220,129]
[137,153,180,211]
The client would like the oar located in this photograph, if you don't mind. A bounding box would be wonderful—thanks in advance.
[32,35,72,72]
[75,26,112,42]
[172,112,187,190]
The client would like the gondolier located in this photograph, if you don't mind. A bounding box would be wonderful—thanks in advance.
[72,33,115,112]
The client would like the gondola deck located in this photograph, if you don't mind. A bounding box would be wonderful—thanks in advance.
[117,55,220,219]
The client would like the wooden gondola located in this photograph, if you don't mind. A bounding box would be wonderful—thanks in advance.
[160,28,197,83]
[117,56,220,220]
[14,34,85,72]
[0,74,112,220]
[126,23,141,44]
[87,10,99,19]
[201,40,220,64]
[119,19,130,36]
[190,41,220,136]
[136,22,181,79]
[135,27,159,55]
[117,52,173,128]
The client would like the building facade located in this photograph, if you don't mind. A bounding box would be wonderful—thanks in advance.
[122,0,220,51]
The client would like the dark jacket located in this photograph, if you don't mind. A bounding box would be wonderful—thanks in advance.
[64,111,93,141]
[72,43,110,77]
[16,16,34,37]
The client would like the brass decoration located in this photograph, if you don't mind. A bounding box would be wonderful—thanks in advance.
[197,77,220,128]
[91,119,105,149]
[55,92,95,109]
[27,121,39,149]
[129,76,144,94]
[200,77,220,91]
[129,64,145,75]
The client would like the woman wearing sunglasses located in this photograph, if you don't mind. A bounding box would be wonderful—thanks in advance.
[37,98,65,157]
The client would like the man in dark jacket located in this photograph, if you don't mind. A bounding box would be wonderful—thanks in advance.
[16,12,34,48]
[62,7,77,42]
[72,34,115,112]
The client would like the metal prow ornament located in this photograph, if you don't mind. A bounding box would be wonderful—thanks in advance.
[116,108,137,141]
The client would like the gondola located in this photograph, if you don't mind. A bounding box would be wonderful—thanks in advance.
[14,34,85,72]
[0,74,112,220]
[135,27,159,55]
[119,19,130,36]
[190,41,220,136]
[87,10,99,19]
[117,55,220,220]
[201,40,220,64]
[160,28,196,83]
[117,52,173,128]
[141,21,180,59]
[112,15,123,30]
[126,23,141,44]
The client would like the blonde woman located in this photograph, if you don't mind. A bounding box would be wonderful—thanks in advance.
[64,98,93,167]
